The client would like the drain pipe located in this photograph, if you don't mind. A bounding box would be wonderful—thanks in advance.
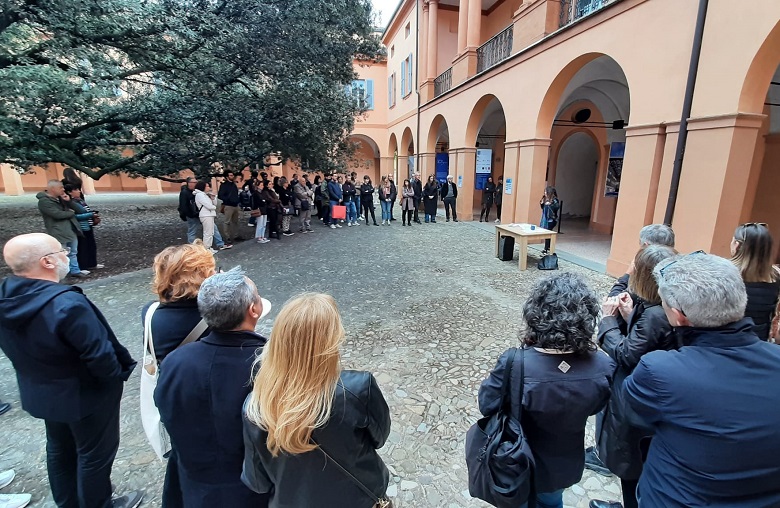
[415,0,421,179]
[663,0,709,225]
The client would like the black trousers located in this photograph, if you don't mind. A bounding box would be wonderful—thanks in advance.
[480,202,493,221]
[44,386,122,508]
[496,202,502,220]
[413,198,421,222]
[621,478,639,508]
[390,200,396,219]
[77,229,98,270]
[403,210,414,224]
[545,220,558,250]
[443,198,457,220]
[362,202,376,224]
[320,205,330,225]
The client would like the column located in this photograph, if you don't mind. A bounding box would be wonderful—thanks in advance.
[502,141,521,224]
[146,177,164,195]
[607,124,667,276]
[466,0,482,50]
[418,152,436,177]
[1,163,25,196]
[81,172,97,195]
[457,0,469,54]
[451,147,476,220]
[514,138,550,225]
[452,0,478,84]
[379,156,394,181]
[420,2,429,84]
[426,0,438,80]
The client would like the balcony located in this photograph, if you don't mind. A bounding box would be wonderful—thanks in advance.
[434,67,452,98]
[559,0,618,28]
[476,25,513,74]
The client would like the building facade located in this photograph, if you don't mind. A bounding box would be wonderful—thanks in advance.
[344,0,780,276]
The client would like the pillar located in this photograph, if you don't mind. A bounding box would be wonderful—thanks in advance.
[457,0,469,54]
[420,2,429,84]
[426,1,437,81]
[607,124,667,276]
[81,172,97,195]
[513,138,550,225]
[1,163,24,196]
[418,152,436,177]
[380,156,394,182]
[466,0,482,50]
[670,113,765,257]
[452,0,478,85]
[451,147,476,220]
[146,177,164,195]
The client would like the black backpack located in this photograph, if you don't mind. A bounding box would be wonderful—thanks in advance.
[239,188,252,210]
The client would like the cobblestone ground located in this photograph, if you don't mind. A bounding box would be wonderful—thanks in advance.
[0,200,623,507]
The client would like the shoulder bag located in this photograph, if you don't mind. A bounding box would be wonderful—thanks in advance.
[140,302,208,461]
[465,347,535,508]
[538,253,559,271]
[314,439,393,508]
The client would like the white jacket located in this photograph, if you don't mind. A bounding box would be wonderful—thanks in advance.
[193,189,217,218]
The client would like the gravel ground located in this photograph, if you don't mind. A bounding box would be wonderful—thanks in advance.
[0,194,623,507]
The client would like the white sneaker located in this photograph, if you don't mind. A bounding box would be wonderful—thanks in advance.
[0,493,32,508]
[79,269,91,275]
[0,469,14,489]
[347,222,352,227]
[494,219,500,223]
[330,225,336,229]
[335,224,342,228]
[209,248,219,254]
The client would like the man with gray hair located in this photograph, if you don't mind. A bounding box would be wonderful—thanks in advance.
[36,179,88,277]
[607,224,676,298]
[622,253,780,507]
[154,268,271,506]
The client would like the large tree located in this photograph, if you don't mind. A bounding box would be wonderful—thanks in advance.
[0,0,380,179]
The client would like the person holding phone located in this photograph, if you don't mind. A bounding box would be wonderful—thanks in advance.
[540,186,560,254]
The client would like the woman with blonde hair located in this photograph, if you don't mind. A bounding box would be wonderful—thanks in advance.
[730,222,780,340]
[242,293,392,507]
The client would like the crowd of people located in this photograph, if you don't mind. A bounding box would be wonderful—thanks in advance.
[1,217,780,508]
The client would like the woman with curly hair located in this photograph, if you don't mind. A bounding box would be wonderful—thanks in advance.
[477,273,615,508]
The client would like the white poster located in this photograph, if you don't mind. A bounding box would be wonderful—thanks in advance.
[476,149,492,174]
[504,178,513,195]
[457,175,463,188]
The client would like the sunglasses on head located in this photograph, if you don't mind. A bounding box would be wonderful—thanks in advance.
[736,222,769,242]
[658,250,706,279]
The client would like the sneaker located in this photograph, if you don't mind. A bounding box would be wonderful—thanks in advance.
[330,225,336,229]
[80,269,91,275]
[112,490,144,508]
[91,264,105,269]
[209,248,219,254]
[454,219,459,222]
[495,219,500,223]
[347,222,352,227]
[0,493,32,508]
[0,403,10,417]
[282,231,294,237]
[219,244,233,250]
[335,224,342,228]
[584,447,613,476]
[69,271,88,278]
[589,501,623,508]
[304,229,313,234]
[0,469,15,489]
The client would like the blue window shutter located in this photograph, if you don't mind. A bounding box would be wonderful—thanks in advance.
[401,60,406,97]
[388,76,392,106]
[366,79,374,110]
[409,54,413,91]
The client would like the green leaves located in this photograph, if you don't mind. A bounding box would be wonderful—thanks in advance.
[0,0,380,179]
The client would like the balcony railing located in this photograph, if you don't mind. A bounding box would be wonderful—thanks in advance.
[434,67,452,98]
[559,0,617,28]
[477,25,514,74]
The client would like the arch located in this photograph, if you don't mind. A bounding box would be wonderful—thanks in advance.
[554,132,601,217]
[465,95,505,147]
[400,127,415,156]
[348,134,382,158]
[388,133,398,157]
[536,53,630,138]
[426,114,451,153]
[740,19,780,113]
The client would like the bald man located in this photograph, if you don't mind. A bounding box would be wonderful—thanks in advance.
[36,180,88,277]
[0,233,143,508]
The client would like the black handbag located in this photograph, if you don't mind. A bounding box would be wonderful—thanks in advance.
[300,199,310,211]
[537,253,558,270]
[465,348,534,508]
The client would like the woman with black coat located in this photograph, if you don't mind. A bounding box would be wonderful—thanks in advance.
[260,185,282,240]
[313,175,322,219]
[250,181,270,244]
[278,177,295,237]
[359,176,379,226]
[591,244,679,508]
[422,175,439,223]
[479,177,496,222]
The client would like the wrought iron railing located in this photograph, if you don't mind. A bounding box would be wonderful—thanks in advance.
[477,25,513,74]
[434,67,452,98]
[559,0,617,28]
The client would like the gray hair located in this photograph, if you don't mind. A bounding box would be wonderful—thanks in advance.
[653,253,746,328]
[47,179,63,189]
[197,267,258,331]
[639,224,675,247]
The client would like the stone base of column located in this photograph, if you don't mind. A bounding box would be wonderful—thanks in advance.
[146,178,164,195]
[1,163,25,196]
[420,80,436,103]
[452,50,478,86]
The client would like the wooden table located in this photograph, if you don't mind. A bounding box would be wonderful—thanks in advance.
[495,224,557,270]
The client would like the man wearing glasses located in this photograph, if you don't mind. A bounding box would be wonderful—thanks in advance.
[0,233,144,508]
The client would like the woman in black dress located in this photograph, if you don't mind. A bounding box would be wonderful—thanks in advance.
[423,175,439,223]
[479,176,496,222]
[359,176,379,226]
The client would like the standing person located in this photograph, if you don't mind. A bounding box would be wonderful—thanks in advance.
[36,180,87,277]
[261,182,282,240]
[64,184,103,271]
[327,174,343,229]
[423,175,439,223]
[351,173,362,221]
[440,175,458,222]
[179,177,202,242]
[194,181,220,253]
[342,176,357,226]
[401,179,415,226]
[495,176,504,223]
[293,177,314,233]
[218,170,242,243]
[388,176,398,221]
[156,270,271,508]
[379,176,393,225]
[242,293,391,507]
[623,253,780,507]
[62,167,84,191]
[730,222,780,340]
[313,175,323,220]
[245,171,260,227]
[479,176,496,222]
[477,273,614,508]
[278,177,295,237]
[319,175,332,227]
[0,233,144,508]
[411,172,423,224]
[589,245,679,508]
[540,186,560,254]
[360,176,379,226]
[250,181,270,244]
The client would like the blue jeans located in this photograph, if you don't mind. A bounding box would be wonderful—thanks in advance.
[187,217,224,247]
[520,489,564,508]
[380,200,391,221]
[345,201,357,223]
[64,239,80,274]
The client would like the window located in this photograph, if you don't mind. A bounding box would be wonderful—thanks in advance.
[400,54,413,98]
[346,79,374,110]
[405,23,411,38]
[388,72,396,107]
[390,45,395,58]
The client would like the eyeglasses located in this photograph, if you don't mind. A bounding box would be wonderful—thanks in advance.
[40,247,70,259]
[737,222,768,242]
[658,250,706,279]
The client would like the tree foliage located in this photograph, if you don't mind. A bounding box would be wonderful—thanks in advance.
[0,0,381,179]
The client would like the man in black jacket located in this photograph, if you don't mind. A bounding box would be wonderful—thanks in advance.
[0,233,143,508]
[440,175,459,222]
[218,170,242,243]
[179,177,201,242]
[411,172,423,224]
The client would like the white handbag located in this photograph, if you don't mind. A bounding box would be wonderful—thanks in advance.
[141,302,207,460]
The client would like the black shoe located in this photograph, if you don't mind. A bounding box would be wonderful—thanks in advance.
[446,219,450,222]
[374,222,379,226]
[431,220,436,223]
[0,402,10,416]
[390,218,396,221]
[415,220,422,224]
[112,490,144,508]
[453,219,459,222]
[584,447,613,476]
[589,501,623,508]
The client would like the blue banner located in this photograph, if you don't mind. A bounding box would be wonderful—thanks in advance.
[435,153,449,184]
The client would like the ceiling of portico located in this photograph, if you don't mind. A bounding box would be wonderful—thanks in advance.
[438,0,502,11]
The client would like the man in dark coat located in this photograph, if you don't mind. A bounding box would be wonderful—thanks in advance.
[0,233,143,508]
[217,170,241,243]
[623,253,780,508]
[36,179,87,277]
[440,174,458,222]
[178,176,201,242]
[411,172,423,224]
[155,269,271,507]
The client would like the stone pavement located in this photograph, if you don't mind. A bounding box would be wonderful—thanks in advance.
[0,210,623,507]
